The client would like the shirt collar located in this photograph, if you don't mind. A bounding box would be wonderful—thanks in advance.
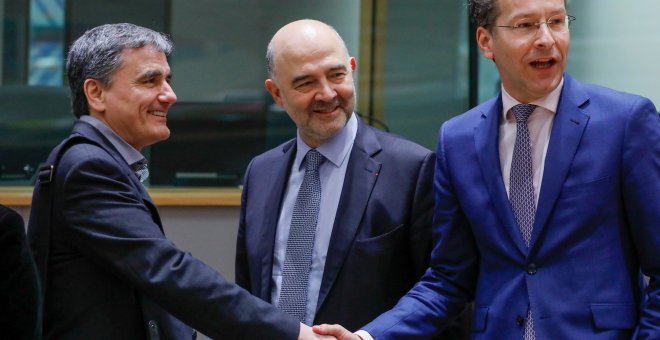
[79,115,145,166]
[501,77,564,120]
[295,112,357,170]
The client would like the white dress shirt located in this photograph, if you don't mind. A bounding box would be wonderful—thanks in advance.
[499,78,563,205]
[271,113,357,325]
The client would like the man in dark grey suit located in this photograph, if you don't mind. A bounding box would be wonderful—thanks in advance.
[27,23,330,340]
[236,19,463,339]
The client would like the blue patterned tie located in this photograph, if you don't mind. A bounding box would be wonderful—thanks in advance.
[509,103,537,340]
[278,149,324,323]
[131,159,149,183]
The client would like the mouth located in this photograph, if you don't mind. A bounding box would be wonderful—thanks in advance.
[148,110,167,118]
[313,106,339,114]
[530,58,556,69]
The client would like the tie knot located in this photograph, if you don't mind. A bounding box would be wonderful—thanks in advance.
[131,159,149,182]
[305,149,324,173]
[511,104,537,123]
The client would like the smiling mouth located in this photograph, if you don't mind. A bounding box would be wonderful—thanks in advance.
[530,58,556,69]
[314,108,337,114]
[148,111,167,117]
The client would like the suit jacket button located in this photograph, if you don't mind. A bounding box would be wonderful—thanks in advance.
[516,315,525,326]
[526,263,537,275]
[148,320,159,339]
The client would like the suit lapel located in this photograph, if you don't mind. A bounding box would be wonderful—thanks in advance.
[73,120,164,232]
[315,118,381,313]
[474,97,528,255]
[530,75,589,247]
[257,141,296,300]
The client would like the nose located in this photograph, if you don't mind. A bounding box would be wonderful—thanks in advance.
[159,81,177,104]
[533,23,556,48]
[315,80,337,101]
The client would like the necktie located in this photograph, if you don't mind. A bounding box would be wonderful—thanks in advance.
[278,149,324,323]
[131,159,149,183]
[509,103,537,340]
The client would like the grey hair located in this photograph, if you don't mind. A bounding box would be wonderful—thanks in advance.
[66,23,173,118]
[265,21,349,79]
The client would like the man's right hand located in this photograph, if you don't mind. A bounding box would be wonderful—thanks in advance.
[299,323,337,339]
[312,324,362,340]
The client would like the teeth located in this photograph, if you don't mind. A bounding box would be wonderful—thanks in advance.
[149,111,166,117]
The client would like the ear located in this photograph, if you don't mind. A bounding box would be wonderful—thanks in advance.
[476,26,495,60]
[84,79,106,114]
[265,78,285,109]
[350,57,357,72]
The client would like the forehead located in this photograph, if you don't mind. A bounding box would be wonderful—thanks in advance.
[273,30,347,76]
[497,0,566,18]
[116,46,170,75]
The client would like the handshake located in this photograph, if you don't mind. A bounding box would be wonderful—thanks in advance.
[299,323,363,340]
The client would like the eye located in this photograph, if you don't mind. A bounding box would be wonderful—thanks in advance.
[142,77,157,85]
[547,16,565,26]
[330,71,346,81]
[513,21,534,30]
[295,81,313,90]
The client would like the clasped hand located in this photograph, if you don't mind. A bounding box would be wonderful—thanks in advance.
[298,323,361,340]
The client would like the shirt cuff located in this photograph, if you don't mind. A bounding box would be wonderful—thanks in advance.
[354,330,373,340]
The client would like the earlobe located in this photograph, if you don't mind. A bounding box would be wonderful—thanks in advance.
[350,57,357,72]
[84,79,106,113]
[476,27,495,60]
[265,79,284,108]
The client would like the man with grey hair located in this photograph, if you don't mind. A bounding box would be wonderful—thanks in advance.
[28,23,331,340]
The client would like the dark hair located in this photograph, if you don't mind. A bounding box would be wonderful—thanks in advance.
[467,0,500,29]
[467,0,567,29]
[66,23,173,118]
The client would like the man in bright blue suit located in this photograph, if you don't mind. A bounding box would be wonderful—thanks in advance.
[316,0,660,338]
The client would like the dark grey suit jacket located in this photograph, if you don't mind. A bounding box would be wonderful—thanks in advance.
[236,116,447,333]
[28,120,299,339]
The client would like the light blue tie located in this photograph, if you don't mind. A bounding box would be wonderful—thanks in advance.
[131,159,149,183]
[509,103,537,340]
[278,149,324,324]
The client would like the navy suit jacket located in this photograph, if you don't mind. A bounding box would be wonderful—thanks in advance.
[236,116,438,332]
[363,74,660,339]
[28,120,299,339]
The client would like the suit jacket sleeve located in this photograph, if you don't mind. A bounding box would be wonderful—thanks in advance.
[407,150,436,280]
[363,122,477,339]
[235,158,254,291]
[58,144,299,340]
[625,99,660,338]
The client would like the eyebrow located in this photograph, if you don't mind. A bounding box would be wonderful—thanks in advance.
[138,69,171,81]
[290,64,348,86]
[509,8,566,20]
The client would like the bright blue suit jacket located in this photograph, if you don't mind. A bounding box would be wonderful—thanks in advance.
[364,74,660,339]
[28,120,299,339]
[236,116,437,333]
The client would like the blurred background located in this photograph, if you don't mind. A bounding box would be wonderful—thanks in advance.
[1,0,657,188]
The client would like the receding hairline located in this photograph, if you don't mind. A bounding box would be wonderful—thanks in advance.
[266,20,350,79]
